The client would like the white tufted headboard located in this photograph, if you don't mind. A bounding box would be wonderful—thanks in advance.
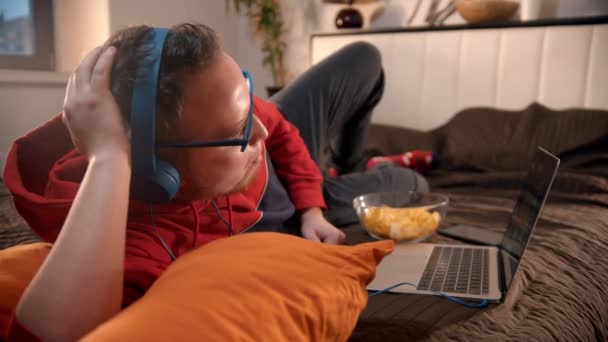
[311,17,608,131]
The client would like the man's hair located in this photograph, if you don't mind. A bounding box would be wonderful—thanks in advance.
[104,23,220,132]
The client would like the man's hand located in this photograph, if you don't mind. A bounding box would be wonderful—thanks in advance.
[62,46,129,160]
[301,208,346,245]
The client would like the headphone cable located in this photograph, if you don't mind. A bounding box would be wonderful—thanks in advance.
[368,282,489,309]
[211,199,235,236]
[149,205,177,261]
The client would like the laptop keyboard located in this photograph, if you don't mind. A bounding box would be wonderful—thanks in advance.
[417,246,490,295]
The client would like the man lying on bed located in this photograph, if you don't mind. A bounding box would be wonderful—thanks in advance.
[2,23,428,340]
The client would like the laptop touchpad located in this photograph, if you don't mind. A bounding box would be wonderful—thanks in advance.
[368,243,434,291]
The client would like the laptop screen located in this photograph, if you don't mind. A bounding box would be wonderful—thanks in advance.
[500,148,560,290]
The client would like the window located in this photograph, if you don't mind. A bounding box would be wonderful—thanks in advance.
[0,0,54,70]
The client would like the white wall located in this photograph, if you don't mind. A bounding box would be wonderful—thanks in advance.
[552,0,608,18]
[0,72,68,170]
[106,0,273,99]
[53,0,110,72]
[53,0,274,93]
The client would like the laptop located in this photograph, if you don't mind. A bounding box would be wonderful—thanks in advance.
[367,147,560,302]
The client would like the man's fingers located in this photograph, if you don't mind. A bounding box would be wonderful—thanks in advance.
[61,111,69,128]
[74,46,103,88]
[63,74,76,107]
[323,231,346,245]
[90,46,117,91]
[302,229,321,242]
[339,231,346,244]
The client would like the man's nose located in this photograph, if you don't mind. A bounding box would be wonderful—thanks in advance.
[249,115,268,145]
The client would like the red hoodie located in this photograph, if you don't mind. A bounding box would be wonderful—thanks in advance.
[3,96,325,340]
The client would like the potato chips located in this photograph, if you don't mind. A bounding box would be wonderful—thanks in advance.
[362,207,441,241]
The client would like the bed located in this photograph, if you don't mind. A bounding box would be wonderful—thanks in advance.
[1,104,606,341]
[310,16,608,341]
[346,104,608,341]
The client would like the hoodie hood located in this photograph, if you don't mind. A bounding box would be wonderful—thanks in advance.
[3,114,81,242]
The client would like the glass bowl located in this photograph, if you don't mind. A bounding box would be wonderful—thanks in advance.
[352,192,449,243]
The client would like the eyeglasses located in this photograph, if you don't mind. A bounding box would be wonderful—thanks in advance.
[156,70,254,152]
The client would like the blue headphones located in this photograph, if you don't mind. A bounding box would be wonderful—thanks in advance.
[129,28,180,203]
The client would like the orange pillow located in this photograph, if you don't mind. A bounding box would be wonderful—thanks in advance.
[0,243,51,337]
[83,232,393,342]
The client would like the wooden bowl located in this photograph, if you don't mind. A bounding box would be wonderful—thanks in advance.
[456,0,519,24]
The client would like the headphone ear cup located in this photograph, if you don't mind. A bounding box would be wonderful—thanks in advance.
[151,159,181,202]
[131,159,181,203]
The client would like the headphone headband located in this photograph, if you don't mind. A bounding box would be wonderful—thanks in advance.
[129,28,180,203]
[130,27,169,180]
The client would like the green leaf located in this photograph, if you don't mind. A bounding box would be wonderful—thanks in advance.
[224,0,286,86]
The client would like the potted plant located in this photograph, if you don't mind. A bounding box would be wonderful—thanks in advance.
[227,0,287,97]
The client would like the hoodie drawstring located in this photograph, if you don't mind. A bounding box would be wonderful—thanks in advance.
[149,204,177,261]
[150,199,231,262]
[191,203,200,249]
[226,195,234,232]
[211,198,235,236]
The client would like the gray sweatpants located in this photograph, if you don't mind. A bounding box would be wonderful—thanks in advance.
[272,41,429,227]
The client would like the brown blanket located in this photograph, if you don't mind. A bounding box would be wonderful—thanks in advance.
[367,102,608,173]
[350,103,608,341]
[346,170,608,341]
[0,181,40,250]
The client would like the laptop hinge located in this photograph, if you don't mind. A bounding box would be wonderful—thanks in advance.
[497,249,507,300]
